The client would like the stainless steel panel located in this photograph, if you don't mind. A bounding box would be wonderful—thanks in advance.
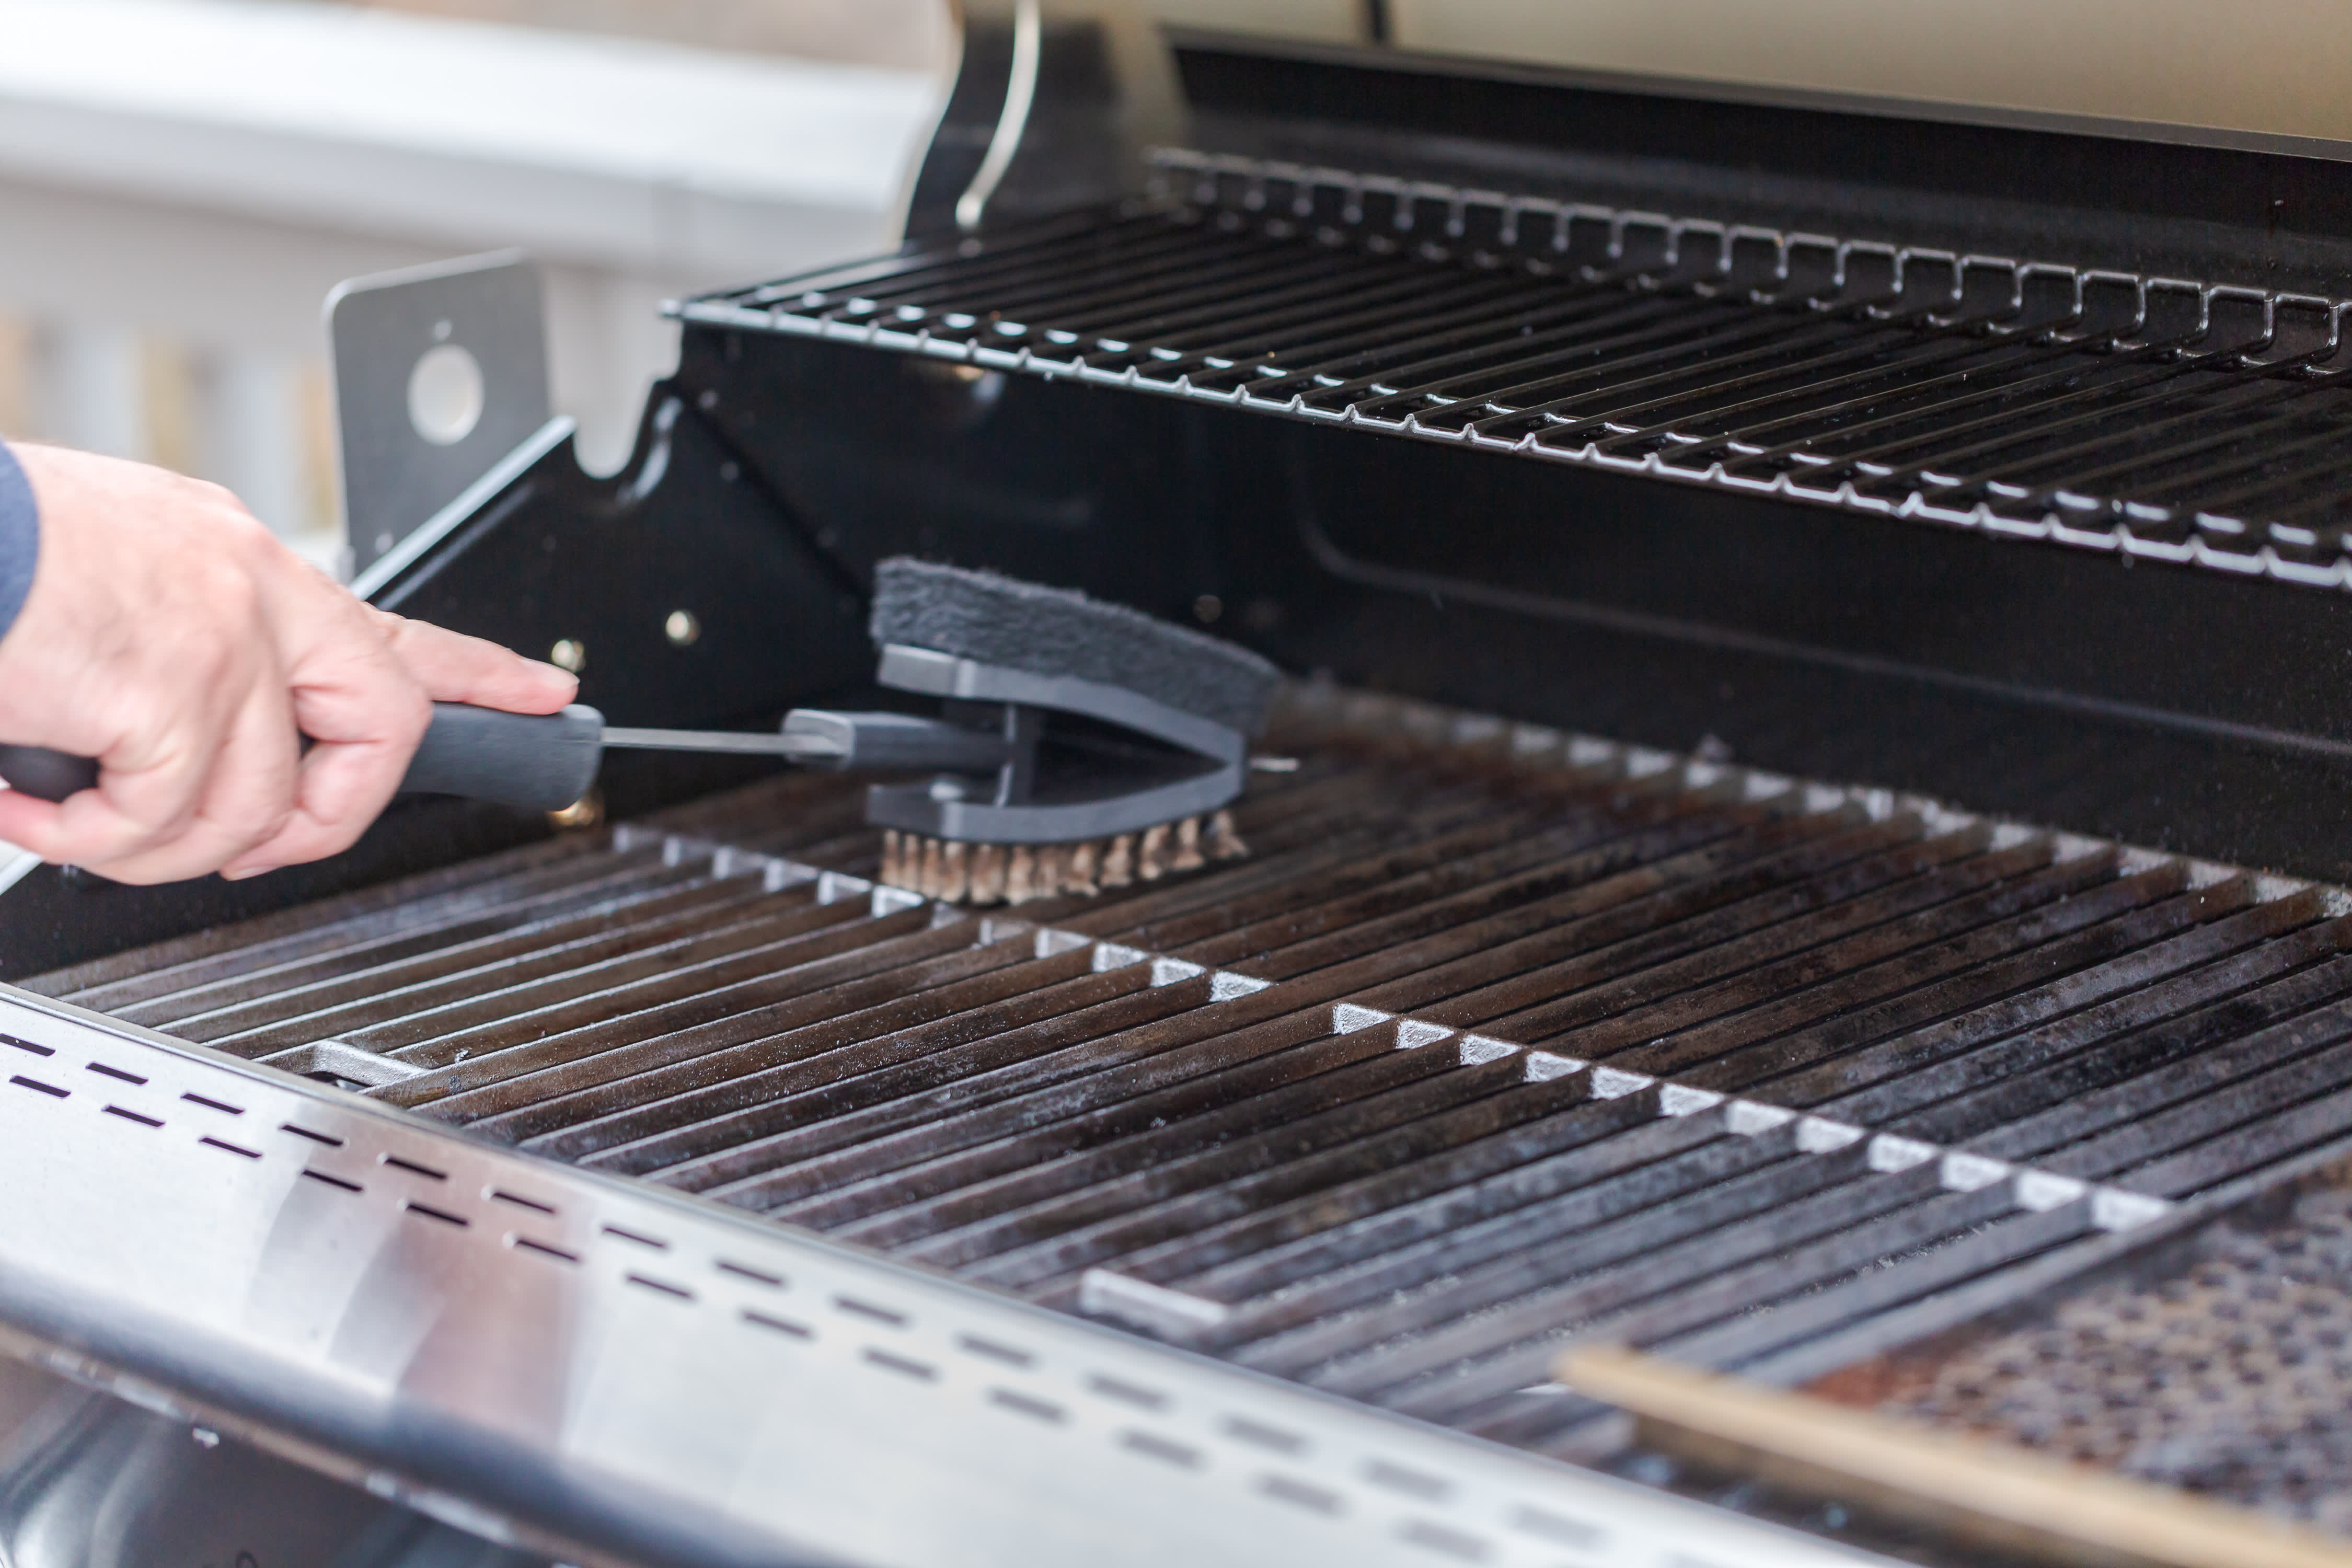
[0,983,1898,1568]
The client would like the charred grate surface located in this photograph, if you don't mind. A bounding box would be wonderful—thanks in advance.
[684,148,2352,592]
[1817,1162,2352,1538]
[31,686,2352,1465]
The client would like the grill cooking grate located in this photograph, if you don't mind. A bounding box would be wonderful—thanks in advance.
[32,686,2352,1461]
[1818,1157,2352,1538]
[682,148,2352,593]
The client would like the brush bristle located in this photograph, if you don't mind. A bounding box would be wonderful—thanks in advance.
[880,809,1248,906]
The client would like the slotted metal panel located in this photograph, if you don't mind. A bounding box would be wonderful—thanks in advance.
[35,686,2352,1484]
[680,149,2352,593]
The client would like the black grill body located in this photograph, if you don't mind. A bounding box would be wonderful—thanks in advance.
[18,32,2352,977]
[15,24,2352,1563]
[453,39,2352,884]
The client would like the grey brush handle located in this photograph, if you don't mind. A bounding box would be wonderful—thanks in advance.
[0,704,605,813]
[782,710,1012,772]
[399,702,604,810]
[0,745,99,804]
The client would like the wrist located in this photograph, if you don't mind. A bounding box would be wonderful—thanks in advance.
[0,443,36,649]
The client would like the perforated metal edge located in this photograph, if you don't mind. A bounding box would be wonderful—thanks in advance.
[0,984,1899,1568]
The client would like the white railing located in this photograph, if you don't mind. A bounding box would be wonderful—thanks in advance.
[0,0,947,566]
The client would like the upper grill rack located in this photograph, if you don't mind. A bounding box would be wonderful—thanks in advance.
[35,688,2352,1470]
[682,147,2352,592]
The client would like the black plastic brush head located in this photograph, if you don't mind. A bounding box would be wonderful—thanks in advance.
[868,559,1279,737]
[848,559,1280,905]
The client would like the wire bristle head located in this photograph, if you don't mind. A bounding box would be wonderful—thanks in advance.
[874,817,1251,906]
[1103,834,1135,888]
[1006,845,1039,904]
[1206,809,1248,860]
[1172,814,1206,873]
[972,844,1007,904]
[1137,823,1173,881]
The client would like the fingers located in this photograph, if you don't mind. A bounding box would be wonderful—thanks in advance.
[220,581,432,881]
[114,678,303,884]
[221,613,573,881]
[0,443,577,885]
[0,793,60,861]
[377,612,578,714]
[1,674,301,885]
[0,448,306,882]
[63,563,274,861]
[220,653,429,881]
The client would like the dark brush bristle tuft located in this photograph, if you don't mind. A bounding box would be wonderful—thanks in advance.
[881,811,1247,906]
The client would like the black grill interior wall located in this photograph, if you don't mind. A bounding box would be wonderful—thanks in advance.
[676,190,2352,877]
[1168,42,2352,293]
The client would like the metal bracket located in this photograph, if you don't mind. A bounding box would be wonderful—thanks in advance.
[327,252,552,583]
[906,0,1185,237]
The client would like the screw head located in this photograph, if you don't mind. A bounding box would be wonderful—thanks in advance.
[1192,594,1223,624]
[664,609,702,647]
[550,639,586,674]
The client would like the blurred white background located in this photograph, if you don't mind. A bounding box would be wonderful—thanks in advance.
[0,0,1370,569]
[1,0,2328,571]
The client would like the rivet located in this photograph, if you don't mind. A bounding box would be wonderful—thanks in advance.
[1193,594,1223,623]
[664,610,702,647]
[550,639,586,674]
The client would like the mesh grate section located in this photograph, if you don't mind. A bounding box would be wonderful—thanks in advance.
[682,148,2352,593]
[32,687,2352,1461]
[1819,1162,2352,1538]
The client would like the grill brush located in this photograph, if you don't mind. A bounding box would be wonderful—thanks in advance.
[0,560,1281,905]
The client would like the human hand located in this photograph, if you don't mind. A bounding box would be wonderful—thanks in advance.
[0,444,577,885]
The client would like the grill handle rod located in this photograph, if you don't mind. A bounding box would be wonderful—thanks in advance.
[0,706,1013,813]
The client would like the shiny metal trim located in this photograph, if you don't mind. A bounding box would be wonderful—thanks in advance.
[1163,27,2352,168]
[956,0,1041,232]
[349,415,575,606]
[0,981,1897,1567]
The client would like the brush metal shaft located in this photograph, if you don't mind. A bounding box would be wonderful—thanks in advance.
[601,727,844,760]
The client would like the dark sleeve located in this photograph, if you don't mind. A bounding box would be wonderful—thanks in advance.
[0,443,34,643]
